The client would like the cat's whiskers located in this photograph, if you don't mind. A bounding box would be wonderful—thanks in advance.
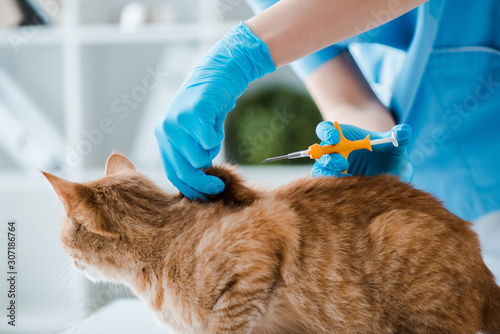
[61,269,80,318]
[44,266,83,321]
[44,262,75,306]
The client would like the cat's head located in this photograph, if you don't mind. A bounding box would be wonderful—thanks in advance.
[42,152,174,285]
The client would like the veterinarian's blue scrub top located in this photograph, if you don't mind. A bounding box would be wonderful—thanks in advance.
[342,0,500,221]
[249,0,500,221]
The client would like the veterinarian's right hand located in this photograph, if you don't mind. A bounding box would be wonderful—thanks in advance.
[154,22,276,201]
[311,121,414,182]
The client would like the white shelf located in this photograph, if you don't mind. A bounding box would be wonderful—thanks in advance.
[0,25,62,47]
[79,22,238,45]
[0,21,239,47]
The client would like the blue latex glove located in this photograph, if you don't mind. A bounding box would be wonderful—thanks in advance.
[245,0,346,80]
[154,22,276,200]
[311,121,414,182]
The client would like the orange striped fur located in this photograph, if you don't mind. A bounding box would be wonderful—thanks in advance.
[43,153,500,333]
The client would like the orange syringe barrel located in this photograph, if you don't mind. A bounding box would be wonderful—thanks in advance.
[307,121,372,173]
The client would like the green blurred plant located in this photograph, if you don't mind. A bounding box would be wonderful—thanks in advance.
[224,86,323,165]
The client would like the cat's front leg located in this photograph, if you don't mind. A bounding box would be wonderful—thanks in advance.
[201,275,277,334]
[193,213,291,334]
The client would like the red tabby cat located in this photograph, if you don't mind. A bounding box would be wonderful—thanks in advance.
[42,152,500,334]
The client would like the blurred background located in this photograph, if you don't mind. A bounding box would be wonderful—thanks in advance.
[0,0,322,333]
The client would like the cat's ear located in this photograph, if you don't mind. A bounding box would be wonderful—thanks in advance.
[106,151,136,175]
[42,171,119,238]
[41,171,79,215]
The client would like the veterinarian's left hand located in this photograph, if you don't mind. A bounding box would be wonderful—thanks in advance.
[155,22,276,201]
[311,121,414,182]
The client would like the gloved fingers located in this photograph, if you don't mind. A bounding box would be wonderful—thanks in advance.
[316,121,341,145]
[367,124,412,155]
[158,146,208,201]
[177,102,225,150]
[166,145,225,196]
[171,134,221,169]
[311,162,351,178]
[156,121,219,169]
[214,114,225,142]
[317,122,413,178]
[316,152,349,172]
[334,123,411,145]
[188,118,224,150]
[392,124,412,147]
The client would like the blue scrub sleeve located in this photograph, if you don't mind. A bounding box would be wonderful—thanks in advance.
[246,0,278,12]
[245,0,347,80]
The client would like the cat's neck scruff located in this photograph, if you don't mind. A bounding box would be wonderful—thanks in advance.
[42,152,500,334]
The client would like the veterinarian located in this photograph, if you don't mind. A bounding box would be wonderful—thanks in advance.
[155,0,500,272]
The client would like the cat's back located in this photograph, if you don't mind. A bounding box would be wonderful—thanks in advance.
[199,167,499,333]
[271,174,477,281]
[273,174,456,225]
[270,175,495,333]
